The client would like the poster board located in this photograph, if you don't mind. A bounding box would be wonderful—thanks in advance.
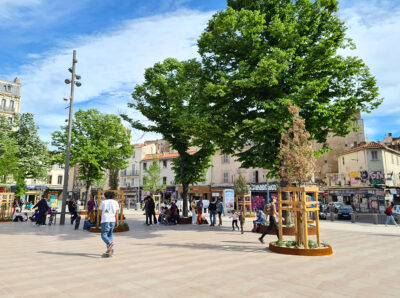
[223,189,234,210]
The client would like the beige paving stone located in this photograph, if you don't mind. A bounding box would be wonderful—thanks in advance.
[1,211,400,297]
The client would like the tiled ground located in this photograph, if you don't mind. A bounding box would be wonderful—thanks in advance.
[1,211,399,298]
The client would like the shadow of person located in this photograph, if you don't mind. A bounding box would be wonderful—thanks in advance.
[37,250,101,259]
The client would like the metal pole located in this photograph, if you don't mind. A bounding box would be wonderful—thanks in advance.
[60,50,77,225]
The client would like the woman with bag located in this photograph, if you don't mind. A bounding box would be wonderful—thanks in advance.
[385,203,398,226]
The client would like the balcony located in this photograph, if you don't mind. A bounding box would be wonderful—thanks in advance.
[120,169,139,177]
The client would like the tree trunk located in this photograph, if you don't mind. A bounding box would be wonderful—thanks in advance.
[179,154,188,217]
[109,168,119,190]
[85,180,92,207]
[182,182,189,217]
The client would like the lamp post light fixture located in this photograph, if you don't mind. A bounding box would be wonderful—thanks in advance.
[60,50,82,225]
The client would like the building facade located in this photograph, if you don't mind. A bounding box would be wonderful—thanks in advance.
[326,142,400,212]
[315,110,366,184]
[0,77,21,121]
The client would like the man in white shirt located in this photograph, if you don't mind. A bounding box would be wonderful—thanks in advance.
[98,191,120,254]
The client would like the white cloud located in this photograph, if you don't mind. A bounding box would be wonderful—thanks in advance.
[16,10,212,142]
[341,1,400,116]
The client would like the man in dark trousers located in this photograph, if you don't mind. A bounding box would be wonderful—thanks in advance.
[68,198,78,225]
[33,195,49,225]
[258,196,284,244]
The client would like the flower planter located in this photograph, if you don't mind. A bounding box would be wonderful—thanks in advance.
[89,226,130,233]
[257,225,316,236]
[177,217,192,225]
[269,242,333,256]
[0,218,12,222]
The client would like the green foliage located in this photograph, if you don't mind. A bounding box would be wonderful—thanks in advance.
[233,174,249,195]
[0,114,50,194]
[117,221,129,228]
[275,240,284,246]
[142,158,165,194]
[197,0,382,175]
[51,109,133,192]
[308,240,318,249]
[122,58,215,216]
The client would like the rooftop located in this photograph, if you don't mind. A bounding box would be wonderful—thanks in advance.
[339,141,400,156]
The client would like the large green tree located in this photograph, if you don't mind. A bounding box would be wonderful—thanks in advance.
[0,116,19,188]
[142,158,165,195]
[197,0,381,177]
[122,58,215,216]
[13,114,50,196]
[52,109,133,200]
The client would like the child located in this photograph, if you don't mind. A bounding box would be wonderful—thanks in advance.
[239,210,246,234]
[229,210,239,231]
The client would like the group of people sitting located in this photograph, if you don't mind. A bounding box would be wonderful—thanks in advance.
[12,209,28,222]
[157,202,180,225]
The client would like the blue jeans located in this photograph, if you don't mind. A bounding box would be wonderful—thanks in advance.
[385,215,397,226]
[101,222,115,246]
[210,211,216,225]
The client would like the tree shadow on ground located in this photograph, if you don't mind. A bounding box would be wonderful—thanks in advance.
[37,250,101,259]
[133,242,272,254]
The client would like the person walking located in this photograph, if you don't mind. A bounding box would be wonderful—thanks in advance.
[68,198,78,225]
[217,198,224,226]
[143,196,150,225]
[385,203,398,226]
[33,195,48,226]
[230,210,239,231]
[209,199,217,226]
[197,198,203,224]
[99,191,120,255]
[148,196,157,224]
[191,199,197,225]
[239,210,246,234]
[258,197,284,244]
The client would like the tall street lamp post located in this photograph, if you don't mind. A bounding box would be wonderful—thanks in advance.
[60,50,82,225]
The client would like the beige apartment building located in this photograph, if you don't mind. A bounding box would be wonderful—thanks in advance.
[315,110,366,184]
[326,141,400,212]
[0,77,21,121]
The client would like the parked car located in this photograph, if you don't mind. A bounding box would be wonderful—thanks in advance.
[328,202,344,213]
[319,204,327,220]
[337,205,353,219]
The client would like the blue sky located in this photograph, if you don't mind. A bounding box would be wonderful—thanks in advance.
[1,0,399,144]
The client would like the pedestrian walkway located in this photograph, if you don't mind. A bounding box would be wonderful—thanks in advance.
[1,213,399,297]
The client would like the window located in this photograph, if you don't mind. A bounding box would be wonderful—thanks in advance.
[1,99,5,110]
[223,171,229,183]
[397,156,399,165]
[163,160,167,168]
[143,177,146,185]
[7,117,12,123]
[324,160,327,164]
[132,163,136,174]
[48,176,52,184]
[222,155,230,163]
[253,170,259,183]
[163,177,167,185]
[371,151,378,160]
[10,100,14,111]
[342,157,345,165]
[143,162,147,170]
[57,175,62,184]
[132,151,135,159]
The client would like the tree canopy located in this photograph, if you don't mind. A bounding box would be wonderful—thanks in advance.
[142,158,165,194]
[52,109,133,198]
[123,58,215,216]
[197,0,381,175]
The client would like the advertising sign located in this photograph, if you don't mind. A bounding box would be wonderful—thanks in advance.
[223,189,234,209]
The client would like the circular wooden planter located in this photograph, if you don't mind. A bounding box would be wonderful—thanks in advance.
[0,218,12,222]
[269,242,333,256]
[257,225,316,236]
[79,211,87,216]
[89,226,130,233]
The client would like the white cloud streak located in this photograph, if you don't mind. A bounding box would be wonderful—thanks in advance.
[15,10,212,143]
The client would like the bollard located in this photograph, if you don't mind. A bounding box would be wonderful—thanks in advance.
[330,211,334,221]
[351,213,355,223]
[373,214,378,225]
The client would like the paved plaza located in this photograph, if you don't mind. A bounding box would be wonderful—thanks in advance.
[1,212,400,298]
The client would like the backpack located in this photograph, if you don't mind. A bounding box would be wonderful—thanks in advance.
[263,203,272,215]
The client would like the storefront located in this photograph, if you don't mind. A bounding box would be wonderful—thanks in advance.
[179,185,211,201]
[250,183,278,202]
